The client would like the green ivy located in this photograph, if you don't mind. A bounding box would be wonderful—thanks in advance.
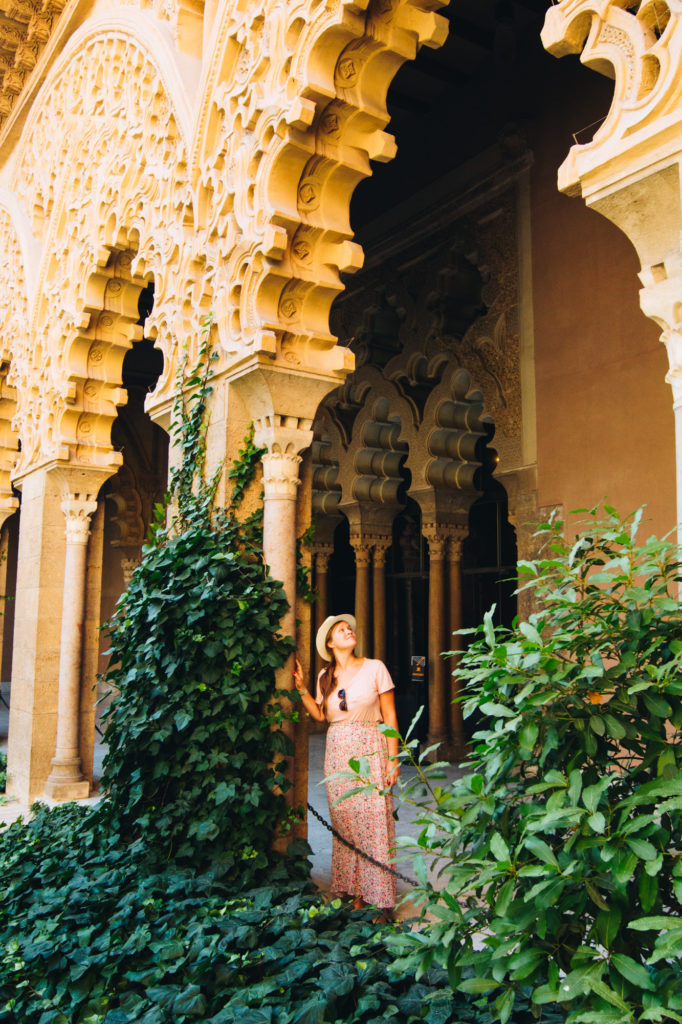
[378,506,682,1024]
[296,524,317,606]
[0,320,490,1024]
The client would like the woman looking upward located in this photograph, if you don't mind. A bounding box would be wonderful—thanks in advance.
[294,614,400,911]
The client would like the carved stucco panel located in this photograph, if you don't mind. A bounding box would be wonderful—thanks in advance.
[541,1,682,195]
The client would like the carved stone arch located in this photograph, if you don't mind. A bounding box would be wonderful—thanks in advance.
[541,1,680,196]
[336,375,418,513]
[407,365,494,528]
[192,0,449,373]
[10,22,195,467]
[0,191,35,511]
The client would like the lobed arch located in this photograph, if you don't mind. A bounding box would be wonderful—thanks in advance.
[0,192,34,512]
[189,0,449,373]
[9,20,196,471]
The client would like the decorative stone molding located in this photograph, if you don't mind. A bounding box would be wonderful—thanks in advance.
[541,1,682,199]
[542,2,682,536]
[0,0,67,132]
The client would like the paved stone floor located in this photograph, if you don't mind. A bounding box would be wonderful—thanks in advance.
[0,704,463,917]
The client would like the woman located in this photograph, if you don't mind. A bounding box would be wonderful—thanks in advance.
[294,614,400,911]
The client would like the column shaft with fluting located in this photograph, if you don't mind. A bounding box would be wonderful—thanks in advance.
[45,498,98,800]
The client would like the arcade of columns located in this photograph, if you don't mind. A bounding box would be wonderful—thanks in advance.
[0,0,680,803]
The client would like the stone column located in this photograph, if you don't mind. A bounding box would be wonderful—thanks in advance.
[257,437,307,817]
[372,542,390,664]
[350,537,372,657]
[448,534,467,760]
[424,528,448,751]
[0,511,15,688]
[313,545,332,676]
[44,496,99,800]
[660,330,682,553]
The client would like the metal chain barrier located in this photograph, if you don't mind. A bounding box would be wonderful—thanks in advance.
[307,802,414,886]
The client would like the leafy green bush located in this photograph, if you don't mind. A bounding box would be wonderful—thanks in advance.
[0,325,481,1023]
[0,803,482,1023]
[386,507,682,1024]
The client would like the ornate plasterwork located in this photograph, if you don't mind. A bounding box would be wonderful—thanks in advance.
[9,24,194,473]
[0,203,25,510]
[191,0,448,387]
[541,1,682,196]
[0,0,68,130]
[1,0,451,478]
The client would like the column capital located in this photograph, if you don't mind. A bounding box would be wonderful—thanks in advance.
[261,450,302,500]
[313,544,334,572]
[349,535,373,569]
[448,534,465,563]
[121,553,142,587]
[61,497,98,545]
[372,543,390,569]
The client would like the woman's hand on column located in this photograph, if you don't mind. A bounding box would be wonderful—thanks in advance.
[293,657,306,694]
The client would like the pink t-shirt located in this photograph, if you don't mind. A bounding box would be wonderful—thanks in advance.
[315,659,395,724]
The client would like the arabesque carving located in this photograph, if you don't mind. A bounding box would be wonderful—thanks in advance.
[0,0,67,129]
[541,1,682,196]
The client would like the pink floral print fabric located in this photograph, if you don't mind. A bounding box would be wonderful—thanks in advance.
[324,721,396,908]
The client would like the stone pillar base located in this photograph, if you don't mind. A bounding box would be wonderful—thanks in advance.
[45,759,90,801]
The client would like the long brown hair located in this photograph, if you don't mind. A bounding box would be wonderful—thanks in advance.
[319,628,339,716]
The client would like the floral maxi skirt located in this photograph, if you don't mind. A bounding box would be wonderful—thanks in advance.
[324,721,396,909]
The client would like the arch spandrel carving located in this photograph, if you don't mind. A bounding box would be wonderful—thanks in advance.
[541,1,682,196]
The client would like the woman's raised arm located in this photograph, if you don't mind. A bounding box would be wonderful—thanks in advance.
[293,657,326,723]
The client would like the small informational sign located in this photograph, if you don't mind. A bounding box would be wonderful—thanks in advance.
[410,655,425,684]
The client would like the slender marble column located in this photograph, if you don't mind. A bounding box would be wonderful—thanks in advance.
[372,544,389,664]
[45,497,98,800]
[261,449,302,798]
[313,546,332,676]
[351,538,372,657]
[425,529,447,751]
[448,535,467,760]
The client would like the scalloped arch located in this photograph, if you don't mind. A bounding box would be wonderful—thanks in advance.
[9,21,193,474]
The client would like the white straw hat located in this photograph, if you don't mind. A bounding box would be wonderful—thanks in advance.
[316,614,357,661]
